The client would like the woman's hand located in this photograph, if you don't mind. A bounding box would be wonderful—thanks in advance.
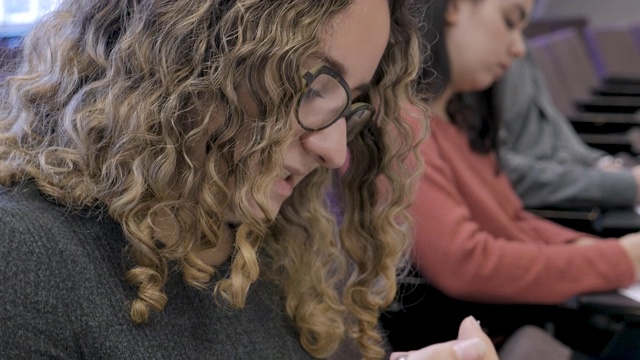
[389,316,498,360]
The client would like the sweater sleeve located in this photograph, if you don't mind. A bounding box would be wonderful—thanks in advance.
[495,55,638,209]
[500,147,637,209]
[412,140,636,304]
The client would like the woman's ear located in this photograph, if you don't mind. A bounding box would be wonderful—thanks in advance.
[445,0,462,25]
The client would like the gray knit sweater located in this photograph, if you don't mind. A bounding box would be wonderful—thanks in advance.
[0,184,317,359]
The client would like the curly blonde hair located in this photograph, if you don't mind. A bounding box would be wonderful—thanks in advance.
[0,0,426,358]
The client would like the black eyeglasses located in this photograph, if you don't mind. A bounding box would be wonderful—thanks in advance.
[296,65,375,142]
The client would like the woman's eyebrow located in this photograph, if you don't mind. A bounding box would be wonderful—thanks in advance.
[511,4,529,23]
[316,52,347,76]
[316,52,371,94]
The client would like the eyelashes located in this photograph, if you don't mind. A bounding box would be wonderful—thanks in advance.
[503,16,517,29]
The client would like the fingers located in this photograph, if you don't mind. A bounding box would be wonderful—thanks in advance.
[459,316,499,360]
[389,353,410,360]
[388,316,498,360]
[457,316,485,339]
[451,338,487,360]
[389,337,486,360]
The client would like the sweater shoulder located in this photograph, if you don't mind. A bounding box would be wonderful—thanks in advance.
[0,183,126,287]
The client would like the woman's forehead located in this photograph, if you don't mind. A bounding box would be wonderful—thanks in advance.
[317,0,390,93]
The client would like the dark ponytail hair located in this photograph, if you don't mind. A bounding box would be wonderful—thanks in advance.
[447,88,499,154]
[420,0,500,154]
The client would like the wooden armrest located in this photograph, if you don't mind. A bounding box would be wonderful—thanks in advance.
[602,75,640,86]
[577,292,640,321]
[576,96,640,113]
[528,206,601,234]
[569,112,640,133]
[578,133,630,145]
[593,83,640,97]
[577,133,635,154]
[597,208,640,231]
[527,206,601,221]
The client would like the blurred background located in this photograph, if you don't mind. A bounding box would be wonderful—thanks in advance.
[1,0,639,37]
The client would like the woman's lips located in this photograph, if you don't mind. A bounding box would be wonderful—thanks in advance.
[274,175,294,196]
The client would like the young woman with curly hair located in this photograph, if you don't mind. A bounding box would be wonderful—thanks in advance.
[0,0,498,359]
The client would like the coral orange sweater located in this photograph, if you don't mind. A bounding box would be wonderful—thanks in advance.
[412,117,635,304]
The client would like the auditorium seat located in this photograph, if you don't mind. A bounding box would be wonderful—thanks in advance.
[584,23,640,80]
[526,28,640,154]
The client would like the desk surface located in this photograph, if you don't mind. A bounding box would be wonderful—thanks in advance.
[577,291,640,322]
[598,207,640,230]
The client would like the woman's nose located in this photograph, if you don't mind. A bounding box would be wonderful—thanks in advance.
[510,33,527,59]
[301,118,348,169]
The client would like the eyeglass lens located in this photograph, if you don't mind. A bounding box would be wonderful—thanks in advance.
[298,73,348,130]
[298,73,373,140]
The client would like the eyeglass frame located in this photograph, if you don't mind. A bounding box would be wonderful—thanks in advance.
[295,64,376,137]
